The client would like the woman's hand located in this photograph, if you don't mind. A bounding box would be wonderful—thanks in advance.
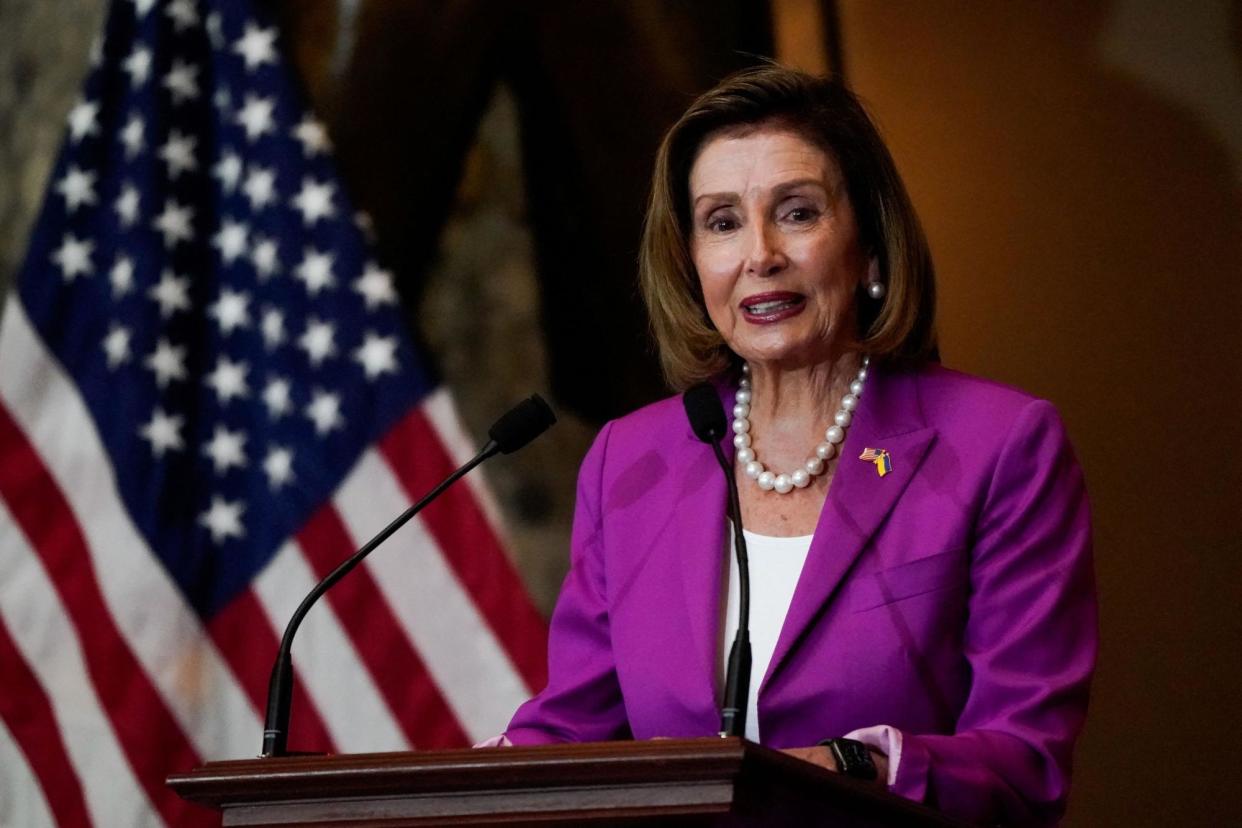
[779,746,888,786]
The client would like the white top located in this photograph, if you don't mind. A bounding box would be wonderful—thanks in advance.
[720,526,902,784]
[721,528,813,743]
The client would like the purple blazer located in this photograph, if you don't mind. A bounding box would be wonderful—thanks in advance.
[505,362,1096,826]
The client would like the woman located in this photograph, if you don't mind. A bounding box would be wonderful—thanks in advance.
[500,66,1095,826]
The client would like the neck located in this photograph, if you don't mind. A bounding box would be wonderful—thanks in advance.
[745,350,863,423]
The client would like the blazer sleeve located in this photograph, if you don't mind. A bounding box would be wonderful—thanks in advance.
[503,421,631,744]
[892,399,1097,826]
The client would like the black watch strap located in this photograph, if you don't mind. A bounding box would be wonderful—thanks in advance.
[818,737,878,780]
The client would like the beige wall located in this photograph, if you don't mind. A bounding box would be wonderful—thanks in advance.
[835,1,1242,823]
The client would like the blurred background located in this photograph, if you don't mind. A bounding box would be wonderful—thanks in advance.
[2,0,1240,823]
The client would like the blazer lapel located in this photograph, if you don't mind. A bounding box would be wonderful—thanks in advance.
[762,364,937,691]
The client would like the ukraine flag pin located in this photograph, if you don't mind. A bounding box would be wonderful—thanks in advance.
[859,447,893,477]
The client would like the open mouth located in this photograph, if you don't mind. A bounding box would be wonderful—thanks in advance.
[741,292,806,322]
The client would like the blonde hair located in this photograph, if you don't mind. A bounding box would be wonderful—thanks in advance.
[639,65,937,389]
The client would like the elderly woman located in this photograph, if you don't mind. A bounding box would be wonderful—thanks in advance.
[500,66,1095,826]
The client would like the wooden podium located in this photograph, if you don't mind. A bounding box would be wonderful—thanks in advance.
[168,737,966,826]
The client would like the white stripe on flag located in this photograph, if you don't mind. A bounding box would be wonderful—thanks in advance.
[0,499,159,827]
[252,540,408,753]
[0,718,56,828]
[0,298,259,761]
[336,450,530,742]
[422,389,509,543]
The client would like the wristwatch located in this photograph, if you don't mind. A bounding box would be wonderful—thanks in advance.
[818,738,878,780]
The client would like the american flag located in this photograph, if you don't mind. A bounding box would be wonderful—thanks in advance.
[0,0,547,824]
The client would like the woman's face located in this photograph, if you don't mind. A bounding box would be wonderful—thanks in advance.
[688,127,870,372]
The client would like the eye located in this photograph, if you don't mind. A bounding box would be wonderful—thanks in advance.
[784,205,819,223]
[704,212,738,233]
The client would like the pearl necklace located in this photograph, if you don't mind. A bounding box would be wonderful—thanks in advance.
[732,356,870,494]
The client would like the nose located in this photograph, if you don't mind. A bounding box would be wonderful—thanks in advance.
[743,220,787,277]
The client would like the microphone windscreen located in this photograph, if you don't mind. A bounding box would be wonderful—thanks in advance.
[488,394,557,454]
[683,383,727,444]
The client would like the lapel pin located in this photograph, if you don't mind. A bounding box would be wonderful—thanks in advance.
[859,447,892,477]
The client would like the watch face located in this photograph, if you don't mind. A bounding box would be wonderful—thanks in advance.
[830,739,878,780]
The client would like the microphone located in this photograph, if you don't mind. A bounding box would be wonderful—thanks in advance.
[682,383,752,740]
[261,394,556,757]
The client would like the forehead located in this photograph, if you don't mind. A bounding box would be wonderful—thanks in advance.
[688,126,841,196]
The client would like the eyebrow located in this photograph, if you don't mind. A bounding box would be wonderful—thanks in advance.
[692,177,831,209]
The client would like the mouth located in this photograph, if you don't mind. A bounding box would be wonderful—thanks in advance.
[740,292,806,323]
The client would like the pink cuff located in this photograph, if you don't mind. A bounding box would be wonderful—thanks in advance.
[472,734,513,748]
[842,724,903,787]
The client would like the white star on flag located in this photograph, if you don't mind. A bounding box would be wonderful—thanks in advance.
[163,60,200,104]
[250,236,280,279]
[120,113,145,158]
[199,496,245,543]
[129,0,157,18]
[153,199,194,248]
[139,407,185,457]
[56,167,98,212]
[293,117,331,156]
[148,270,192,318]
[306,388,344,435]
[203,425,248,474]
[242,165,277,209]
[353,262,398,309]
[262,376,293,419]
[234,23,279,71]
[205,11,224,47]
[236,94,276,141]
[122,45,152,86]
[110,255,135,297]
[102,325,132,369]
[51,234,94,281]
[214,151,243,192]
[114,183,140,227]
[263,446,295,490]
[144,338,188,387]
[354,332,399,379]
[298,317,337,366]
[213,87,232,115]
[205,357,250,405]
[260,307,286,349]
[158,130,198,179]
[208,288,253,335]
[295,248,336,295]
[291,178,336,225]
[67,99,100,142]
[165,0,199,32]
[212,219,250,264]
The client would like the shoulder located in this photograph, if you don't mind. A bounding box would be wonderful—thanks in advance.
[913,362,1044,418]
[584,389,702,461]
[898,363,1081,495]
[574,391,695,494]
[902,362,1069,446]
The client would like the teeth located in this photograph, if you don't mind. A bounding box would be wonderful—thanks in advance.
[746,299,797,313]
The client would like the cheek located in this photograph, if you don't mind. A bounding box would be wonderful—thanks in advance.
[692,248,738,323]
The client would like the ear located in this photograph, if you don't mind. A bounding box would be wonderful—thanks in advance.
[866,256,880,284]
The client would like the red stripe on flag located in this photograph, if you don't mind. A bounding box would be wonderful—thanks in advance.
[206,586,336,754]
[0,401,212,827]
[0,611,92,827]
[378,407,548,692]
[297,504,471,748]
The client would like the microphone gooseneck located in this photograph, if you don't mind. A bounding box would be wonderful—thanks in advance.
[682,383,752,739]
[261,394,557,757]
